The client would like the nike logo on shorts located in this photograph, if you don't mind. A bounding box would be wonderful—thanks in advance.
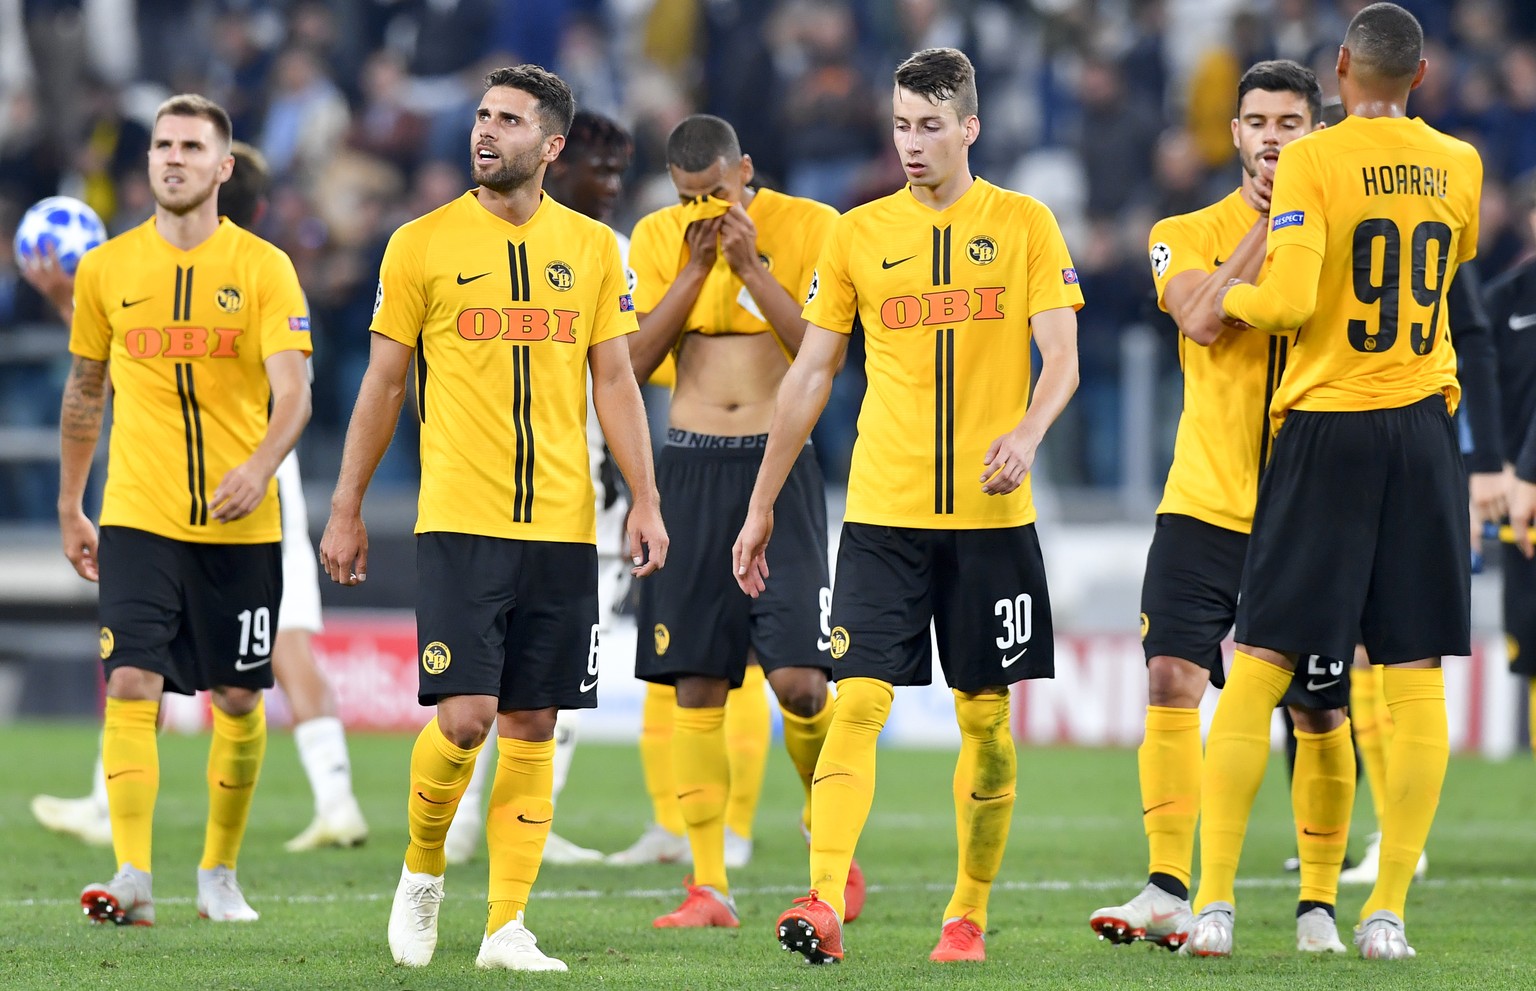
[1307,678,1340,692]
[1509,312,1536,331]
[1001,647,1028,668]
[233,656,272,672]
[579,677,598,692]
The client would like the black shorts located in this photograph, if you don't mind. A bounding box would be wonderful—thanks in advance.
[635,432,830,688]
[416,532,599,710]
[1237,397,1471,665]
[829,522,1053,692]
[1140,513,1349,709]
[97,526,282,696]
[1503,543,1536,676]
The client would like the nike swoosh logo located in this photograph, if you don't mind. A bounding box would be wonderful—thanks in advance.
[217,780,254,790]
[1306,678,1340,692]
[416,791,451,806]
[1510,312,1536,331]
[105,769,140,780]
[579,677,598,692]
[813,772,851,785]
[1212,257,1226,268]
[1001,647,1028,668]
[121,296,152,308]
[516,814,552,825]
[233,656,272,672]
[1143,800,1175,816]
[970,792,1011,802]
[676,789,704,800]
[816,638,831,651]
[881,255,916,269]
[456,272,490,285]
[1301,827,1337,836]
[1149,908,1185,924]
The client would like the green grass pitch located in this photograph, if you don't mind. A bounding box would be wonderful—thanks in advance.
[4,722,1534,990]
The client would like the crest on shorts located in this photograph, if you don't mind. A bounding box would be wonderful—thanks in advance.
[422,641,451,675]
[966,235,997,265]
[216,285,244,313]
[654,624,671,657]
[99,627,114,660]
[1139,612,1150,641]
[545,260,575,292]
[828,626,850,660]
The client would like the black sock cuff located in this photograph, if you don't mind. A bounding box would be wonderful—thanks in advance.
[1296,899,1335,918]
[1148,872,1189,901]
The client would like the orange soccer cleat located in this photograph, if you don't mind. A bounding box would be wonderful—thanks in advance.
[929,915,985,962]
[653,879,739,928]
[844,856,867,922]
[776,890,844,964]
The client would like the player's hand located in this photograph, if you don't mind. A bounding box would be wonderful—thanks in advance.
[19,242,76,316]
[210,460,273,523]
[683,217,722,273]
[319,511,369,585]
[59,508,99,582]
[626,498,669,577]
[980,427,1039,496]
[731,508,774,597]
[1249,159,1277,215]
[1215,278,1249,326]
[1511,478,1536,560]
[718,204,761,275]
[1469,467,1511,533]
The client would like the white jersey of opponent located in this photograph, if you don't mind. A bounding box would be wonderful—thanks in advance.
[276,450,323,633]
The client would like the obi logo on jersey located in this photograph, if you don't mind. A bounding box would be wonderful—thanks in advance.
[1272,210,1305,231]
[879,287,1006,329]
[122,326,243,359]
[456,307,581,343]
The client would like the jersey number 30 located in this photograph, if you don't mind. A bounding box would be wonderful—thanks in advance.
[1348,218,1452,356]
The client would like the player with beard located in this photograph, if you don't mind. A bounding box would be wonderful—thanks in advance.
[63,95,313,925]
[320,66,667,972]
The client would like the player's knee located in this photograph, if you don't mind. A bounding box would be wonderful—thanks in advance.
[210,685,263,717]
[436,706,496,749]
[953,689,1010,740]
[770,669,828,718]
[105,665,163,701]
[1289,705,1347,734]
[834,677,895,731]
[499,707,558,743]
[1146,655,1207,708]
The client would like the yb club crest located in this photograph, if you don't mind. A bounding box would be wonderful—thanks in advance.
[422,641,451,675]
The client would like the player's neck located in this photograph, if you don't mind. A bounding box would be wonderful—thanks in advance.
[907,169,975,212]
[153,207,222,252]
[1341,86,1412,120]
[476,183,545,227]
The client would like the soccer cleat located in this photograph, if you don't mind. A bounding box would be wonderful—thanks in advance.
[197,866,259,922]
[33,794,112,847]
[387,865,444,966]
[653,880,740,928]
[284,797,369,852]
[542,830,604,865]
[476,912,568,971]
[1089,882,1193,949]
[1355,909,1416,960]
[605,822,689,865]
[776,890,843,964]
[1338,832,1427,885]
[1178,901,1235,957]
[724,827,753,869]
[929,916,985,962]
[80,865,154,926]
[799,819,866,923]
[1296,907,1347,953]
[444,809,481,865]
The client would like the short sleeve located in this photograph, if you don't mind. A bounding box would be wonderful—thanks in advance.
[794,203,839,305]
[801,213,858,334]
[1458,149,1483,263]
[590,230,639,347]
[68,248,112,361]
[1264,142,1327,259]
[1022,199,1086,318]
[628,212,677,315]
[1147,216,1205,313]
[369,223,428,347]
[257,247,312,359]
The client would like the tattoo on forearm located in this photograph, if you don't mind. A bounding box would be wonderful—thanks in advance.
[61,358,107,444]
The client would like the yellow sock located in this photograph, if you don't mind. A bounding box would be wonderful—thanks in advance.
[1139,705,1202,888]
[943,691,1015,929]
[808,678,892,919]
[1194,652,1294,910]
[1362,667,1448,922]
[1351,665,1389,827]
[103,697,160,873]
[404,717,482,876]
[780,688,834,831]
[200,699,267,870]
[1292,721,1355,908]
[486,736,555,934]
[640,683,685,835]
[673,705,729,892]
[724,665,770,840]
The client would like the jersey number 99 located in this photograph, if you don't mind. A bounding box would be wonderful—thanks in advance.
[1348,218,1452,356]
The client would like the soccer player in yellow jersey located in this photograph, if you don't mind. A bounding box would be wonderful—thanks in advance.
[734,48,1082,964]
[621,113,854,928]
[1184,3,1483,961]
[1087,61,1354,955]
[318,65,667,973]
[61,95,313,926]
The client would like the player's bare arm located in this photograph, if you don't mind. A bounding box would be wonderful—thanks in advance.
[629,217,720,382]
[1219,241,1322,330]
[319,332,413,585]
[1164,220,1269,346]
[57,355,108,582]
[981,306,1078,496]
[590,334,669,576]
[211,349,311,523]
[732,324,848,597]
[1469,465,1513,540]
[719,203,809,354]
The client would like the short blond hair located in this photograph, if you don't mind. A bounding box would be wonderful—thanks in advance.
[154,94,233,151]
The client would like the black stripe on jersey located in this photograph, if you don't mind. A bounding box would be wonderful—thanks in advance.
[415,343,428,424]
[175,363,209,526]
[508,242,532,302]
[509,242,523,301]
[511,345,535,522]
[182,266,194,322]
[1258,334,1290,472]
[518,244,531,302]
[943,328,955,513]
[933,329,955,514]
[173,266,183,321]
[931,226,953,286]
[943,226,952,285]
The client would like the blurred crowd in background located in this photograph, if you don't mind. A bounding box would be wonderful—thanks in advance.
[3,0,1536,521]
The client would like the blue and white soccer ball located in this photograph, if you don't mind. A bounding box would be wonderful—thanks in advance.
[12,195,107,275]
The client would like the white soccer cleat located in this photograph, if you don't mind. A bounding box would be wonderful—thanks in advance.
[1355,909,1416,960]
[1088,882,1194,948]
[724,827,753,869]
[605,822,690,865]
[1338,832,1427,885]
[1296,907,1347,953]
[196,866,259,922]
[542,831,604,865]
[34,794,112,847]
[80,865,154,926]
[476,912,568,971]
[388,865,444,966]
[444,809,481,865]
[284,797,369,852]
[1179,901,1235,957]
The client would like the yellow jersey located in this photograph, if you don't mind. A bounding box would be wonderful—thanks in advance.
[629,188,836,354]
[1225,115,1482,422]
[804,178,1084,529]
[70,217,311,544]
[371,191,637,543]
[1149,190,1287,533]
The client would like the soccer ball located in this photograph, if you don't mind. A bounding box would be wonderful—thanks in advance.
[13,196,107,275]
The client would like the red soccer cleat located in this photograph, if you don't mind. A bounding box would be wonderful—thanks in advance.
[653,879,739,928]
[929,915,985,962]
[844,856,866,922]
[776,890,844,964]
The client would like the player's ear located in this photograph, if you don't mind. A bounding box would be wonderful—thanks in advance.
[1336,45,1350,81]
[1230,116,1241,152]
[218,153,235,185]
[1409,57,1427,91]
[962,113,980,147]
[740,154,755,188]
[544,132,566,164]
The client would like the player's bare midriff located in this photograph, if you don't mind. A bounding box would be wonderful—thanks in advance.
[668,330,788,436]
